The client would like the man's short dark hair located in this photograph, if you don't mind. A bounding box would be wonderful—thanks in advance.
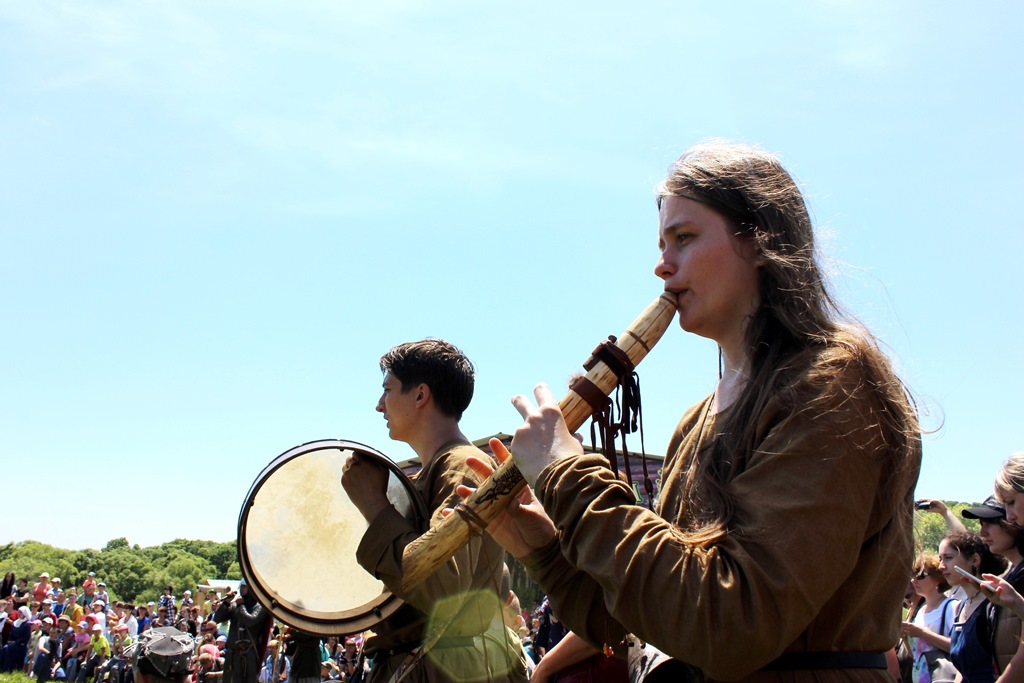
[380,339,475,421]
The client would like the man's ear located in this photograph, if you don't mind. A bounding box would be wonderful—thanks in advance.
[414,383,431,408]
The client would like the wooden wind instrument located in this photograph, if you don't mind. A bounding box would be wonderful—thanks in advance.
[400,291,678,593]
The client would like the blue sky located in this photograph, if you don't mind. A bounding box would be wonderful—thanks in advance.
[2,1,1021,550]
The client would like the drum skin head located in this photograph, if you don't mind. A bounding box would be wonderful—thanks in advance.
[238,439,428,635]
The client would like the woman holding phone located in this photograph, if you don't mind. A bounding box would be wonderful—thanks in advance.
[964,497,1024,676]
[941,532,1007,683]
[464,141,923,683]
[978,572,1024,683]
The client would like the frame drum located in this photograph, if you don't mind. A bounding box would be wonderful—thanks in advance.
[238,439,428,635]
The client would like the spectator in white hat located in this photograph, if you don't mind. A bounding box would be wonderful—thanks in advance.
[74,624,110,683]
[89,600,108,639]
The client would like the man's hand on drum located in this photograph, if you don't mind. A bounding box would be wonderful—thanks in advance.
[510,383,584,486]
[448,438,558,560]
[341,453,392,522]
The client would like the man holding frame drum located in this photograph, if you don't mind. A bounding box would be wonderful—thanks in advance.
[342,339,527,683]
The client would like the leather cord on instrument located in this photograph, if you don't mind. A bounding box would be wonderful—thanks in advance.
[572,334,656,509]
[453,502,488,535]
[582,335,636,378]
[587,371,655,511]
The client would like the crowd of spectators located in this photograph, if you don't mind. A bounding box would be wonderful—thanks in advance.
[899,465,1024,683]
[0,558,647,683]
[0,573,374,683]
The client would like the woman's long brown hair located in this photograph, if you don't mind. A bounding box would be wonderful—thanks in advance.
[657,141,920,545]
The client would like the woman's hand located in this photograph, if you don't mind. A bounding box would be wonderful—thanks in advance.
[509,383,584,486]
[530,658,553,683]
[982,574,1024,618]
[917,499,949,515]
[900,621,924,638]
[449,438,557,559]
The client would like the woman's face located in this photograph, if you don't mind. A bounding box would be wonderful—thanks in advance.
[1002,489,1024,524]
[655,196,761,350]
[979,519,1017,557]
[938,539,977,586]
[911,567,941,597]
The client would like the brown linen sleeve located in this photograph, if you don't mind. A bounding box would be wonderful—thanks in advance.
[533,366,916,680]
[356,447,504,629]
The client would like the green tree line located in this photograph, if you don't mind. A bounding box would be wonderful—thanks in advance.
[913,501,983,555]
[0,538,240,605]
[0,500,986,613]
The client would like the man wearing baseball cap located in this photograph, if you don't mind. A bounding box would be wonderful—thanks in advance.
[127,626,194,683]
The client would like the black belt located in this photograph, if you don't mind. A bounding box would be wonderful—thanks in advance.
[228,640,254,653]
[764,652,887,670]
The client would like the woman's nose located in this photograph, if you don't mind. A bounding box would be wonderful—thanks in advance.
[654,252,674,281]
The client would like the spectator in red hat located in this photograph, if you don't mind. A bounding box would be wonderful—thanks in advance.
[79,578,96,610]
[111,624,131,655]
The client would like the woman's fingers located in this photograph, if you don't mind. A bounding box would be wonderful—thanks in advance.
[511,382,558,416]
[511,393,536,418]
[489,438,511,464]
[465,455,495,481]
[533,382,559,407]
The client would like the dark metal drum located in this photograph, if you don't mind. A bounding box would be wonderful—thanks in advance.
[238,439,428,635]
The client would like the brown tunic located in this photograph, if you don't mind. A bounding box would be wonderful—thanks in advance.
[357,440,525,683]
[525,347,922,683]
